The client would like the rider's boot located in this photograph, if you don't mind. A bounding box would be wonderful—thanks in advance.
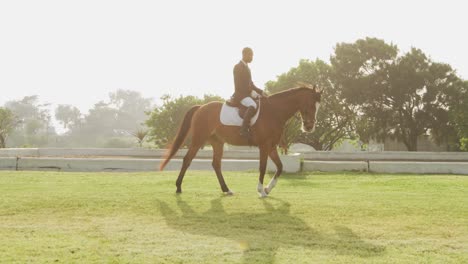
[240,106,256,139]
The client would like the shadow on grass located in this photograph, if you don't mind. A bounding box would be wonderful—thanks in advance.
[157,196,385,263]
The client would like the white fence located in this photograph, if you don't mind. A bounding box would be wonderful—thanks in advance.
[0,148,467,174]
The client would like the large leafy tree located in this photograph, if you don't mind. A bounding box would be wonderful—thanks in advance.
[82,101,119,137]
[266,59,354,150]
[331,37,398,145]
[332,38,461,151]
[55,104,82,130]
[146,94,223,148]
[63,89,154,147]
[108,89,153,131]
[4,95,53,147]
[331,37,399,104]
[0,108,19,148]
[393,49,458,150]
[80,89,153,135]
[447,80,468,150]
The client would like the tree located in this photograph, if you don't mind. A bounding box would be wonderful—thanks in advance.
[0,108,19,148]
[331,37,399,144]
[55,104,81,130]
[332,38,462,151]
[108,89,153,131]
[331,37,399,105]
[266,59,354,150]
[85,101,119,134]
[146,94,223,148]
[62,90,154,147]
[447,80,468,150]
[278,114,302,154]
[131,129,148,147]
[4,95,52,147]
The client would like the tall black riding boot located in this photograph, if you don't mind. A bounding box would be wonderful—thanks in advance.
[240,106,256,139]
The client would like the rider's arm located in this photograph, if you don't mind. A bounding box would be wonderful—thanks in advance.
[252,84,264,95]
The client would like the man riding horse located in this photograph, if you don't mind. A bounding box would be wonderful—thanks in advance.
[159,47,322,197]
[231,47,267,138]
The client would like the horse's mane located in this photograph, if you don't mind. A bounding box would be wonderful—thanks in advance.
[268,87,312,100]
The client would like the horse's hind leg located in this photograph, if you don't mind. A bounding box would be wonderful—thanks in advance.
[176,138,205,193]
[175,113,216,193]
[265,147,283,194]
[175,143,202,193]
[209,136,232,195]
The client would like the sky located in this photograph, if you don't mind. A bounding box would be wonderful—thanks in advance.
[1,0,467,114]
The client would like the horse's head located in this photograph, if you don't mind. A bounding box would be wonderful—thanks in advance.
[298,85,322,133]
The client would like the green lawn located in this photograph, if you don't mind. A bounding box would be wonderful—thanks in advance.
[0,171,467,263]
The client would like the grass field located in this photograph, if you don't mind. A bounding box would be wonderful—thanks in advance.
[0,171,467,263]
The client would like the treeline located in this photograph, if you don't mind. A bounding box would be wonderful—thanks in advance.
[1,38,467,151]
[0,90,153,148]
[267,37,468,151]
[146,38,468,151]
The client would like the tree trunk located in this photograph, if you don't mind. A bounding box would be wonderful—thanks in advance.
[0,135,5,148]
[405,134,418,151]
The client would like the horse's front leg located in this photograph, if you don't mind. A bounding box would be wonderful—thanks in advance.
[257,145,270,198]
[265,148,283,195]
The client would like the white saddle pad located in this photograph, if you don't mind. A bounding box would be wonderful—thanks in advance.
[220,102,261,126]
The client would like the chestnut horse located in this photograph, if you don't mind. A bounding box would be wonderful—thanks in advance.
[160,86,322,197]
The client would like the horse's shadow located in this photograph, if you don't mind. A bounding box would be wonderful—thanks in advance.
[157,196,384,263]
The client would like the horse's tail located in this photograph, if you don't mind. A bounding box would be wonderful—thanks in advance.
[159,105,201,171]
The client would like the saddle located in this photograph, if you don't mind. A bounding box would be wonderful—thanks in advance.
[220,98,261,126]
[226,98,260,118]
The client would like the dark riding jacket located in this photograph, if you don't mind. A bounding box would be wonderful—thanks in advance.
[231,60,263,105]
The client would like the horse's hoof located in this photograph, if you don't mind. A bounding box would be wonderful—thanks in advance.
[264,188,270,195]
[258,192,268,198]
[176,190,182,194]
[225,190,234,196]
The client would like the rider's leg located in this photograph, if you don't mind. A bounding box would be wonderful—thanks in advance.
[239,97,257,138]
[240,106,256,138]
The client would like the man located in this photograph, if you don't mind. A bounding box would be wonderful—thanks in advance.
[231,47,266,138]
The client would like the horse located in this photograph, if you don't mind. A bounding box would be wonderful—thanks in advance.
[160,85,322,197]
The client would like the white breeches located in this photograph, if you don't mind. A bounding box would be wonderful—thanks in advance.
[240,97,257,109]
